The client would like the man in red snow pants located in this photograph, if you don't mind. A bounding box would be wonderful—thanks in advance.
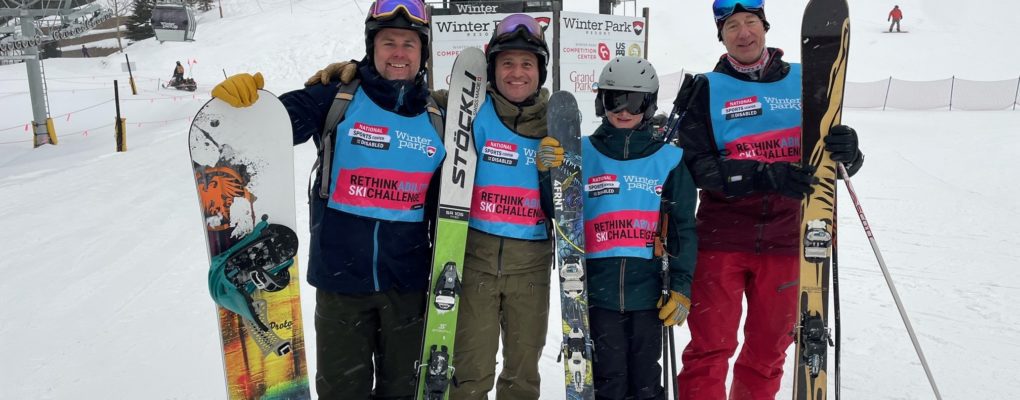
[671,1,866,399]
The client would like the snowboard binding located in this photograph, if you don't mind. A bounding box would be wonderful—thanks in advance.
[242,299,294,357]
[208,215,298,332]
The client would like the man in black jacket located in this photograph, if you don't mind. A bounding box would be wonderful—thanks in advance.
[211,1,443,398]
[672,1,864,399]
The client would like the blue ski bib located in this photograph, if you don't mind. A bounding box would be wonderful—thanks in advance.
[328,88,445,222]
[468,97,548,240]
[705,64,802,162]
[582,137,682,259]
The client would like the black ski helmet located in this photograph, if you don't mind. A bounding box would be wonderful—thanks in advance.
[364,0,431,67]
[485,14,550,89]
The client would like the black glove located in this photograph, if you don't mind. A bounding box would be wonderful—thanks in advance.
[758,162,817,199]
[824,125,861,164]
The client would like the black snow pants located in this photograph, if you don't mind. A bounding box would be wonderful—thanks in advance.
[314,288,425,400]
[590,307,666,400]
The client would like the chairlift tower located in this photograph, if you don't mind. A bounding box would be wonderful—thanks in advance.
[0,0,111,147]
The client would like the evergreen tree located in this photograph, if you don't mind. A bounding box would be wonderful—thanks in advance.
[196,0,214,13]
[126,0,154,41]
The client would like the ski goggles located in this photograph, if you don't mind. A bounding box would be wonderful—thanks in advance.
[712,0,764,23]
[493,13,545,44]
[602,90,653,115]
[369,0,429,25]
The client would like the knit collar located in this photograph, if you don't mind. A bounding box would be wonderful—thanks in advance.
[725,47,770,77]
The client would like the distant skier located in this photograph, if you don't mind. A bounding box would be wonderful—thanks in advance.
[81,45,90,58]
[171,61,185,85]
[888,5,903,32]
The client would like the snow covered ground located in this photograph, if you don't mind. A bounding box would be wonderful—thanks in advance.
[1,0,1018,399]
[60,37,127,51]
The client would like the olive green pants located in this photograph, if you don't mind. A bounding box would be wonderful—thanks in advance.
[449,268,551,400]
[314,289,424,400]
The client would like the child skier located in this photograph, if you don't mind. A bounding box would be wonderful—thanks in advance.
[538,56,698,399]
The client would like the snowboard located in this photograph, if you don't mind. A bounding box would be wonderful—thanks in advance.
[415,46,486,400]
[548,90,594,400]
[189,91,310,400]
[793,1,849,400]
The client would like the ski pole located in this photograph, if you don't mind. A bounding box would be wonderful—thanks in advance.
[660,260,673,399]
[833,224,842,400]
[668,325,678,400]
[656,208,680,400]
[662,326,669,397]
[837,163,944,400]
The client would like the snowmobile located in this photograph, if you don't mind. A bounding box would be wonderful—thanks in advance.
[165,77,197,92]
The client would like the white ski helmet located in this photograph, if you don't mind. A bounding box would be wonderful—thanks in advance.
[595,56,659,121]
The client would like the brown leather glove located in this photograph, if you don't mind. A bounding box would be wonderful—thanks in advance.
[304,61,357,86]
[536,136,564,172]
[657,290,692,327]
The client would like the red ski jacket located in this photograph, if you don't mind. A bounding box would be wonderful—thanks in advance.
[889,8,903,21]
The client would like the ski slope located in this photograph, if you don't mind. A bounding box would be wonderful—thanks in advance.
[1,0,1018,399]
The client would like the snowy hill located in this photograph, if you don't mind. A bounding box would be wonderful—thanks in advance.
[1,0,1018,399]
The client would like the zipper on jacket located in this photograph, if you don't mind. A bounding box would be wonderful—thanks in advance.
[623,132,632,159]
[395,85,406,111]
[755,195,770,254]
[512,106,523,132]
[496,237,505,278]
[619,259,627,312]
[372,221,381,291]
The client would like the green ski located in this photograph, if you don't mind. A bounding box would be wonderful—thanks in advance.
[416,46,487,400]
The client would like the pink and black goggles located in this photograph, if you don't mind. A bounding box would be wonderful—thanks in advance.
[369,0,429,25]
[493,13,545,43]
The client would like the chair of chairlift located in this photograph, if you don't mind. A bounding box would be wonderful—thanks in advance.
[150,0,197,43]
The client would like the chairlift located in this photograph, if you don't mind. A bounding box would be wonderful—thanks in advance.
[150,0,196,43]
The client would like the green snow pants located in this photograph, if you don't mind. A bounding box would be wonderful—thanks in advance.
[449,268,551,400]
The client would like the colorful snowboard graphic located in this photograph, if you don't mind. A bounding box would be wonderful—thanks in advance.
[189,90,310,400]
